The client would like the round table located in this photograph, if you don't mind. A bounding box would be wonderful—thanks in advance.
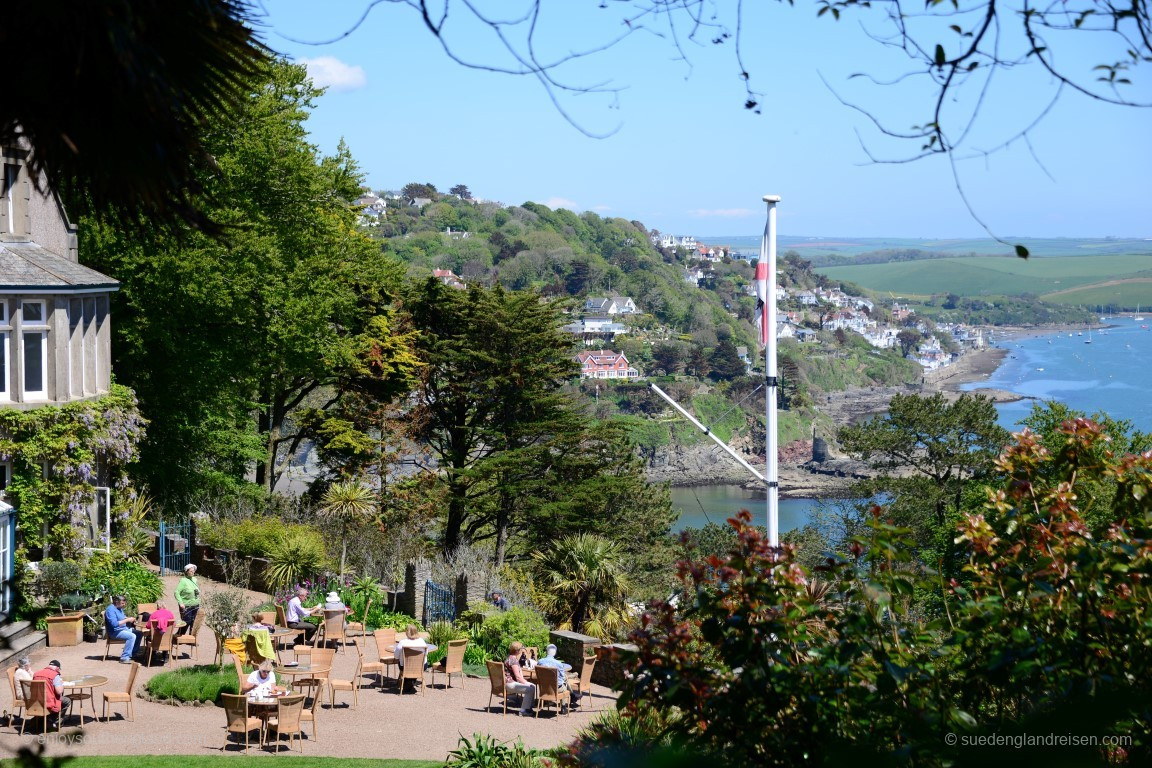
[62,674,109,726]
[276,663,331,678]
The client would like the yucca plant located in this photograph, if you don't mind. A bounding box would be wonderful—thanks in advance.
[318,480,376,580]
[264,529,328,591]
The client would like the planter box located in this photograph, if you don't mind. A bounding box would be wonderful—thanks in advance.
[46,613,85,646]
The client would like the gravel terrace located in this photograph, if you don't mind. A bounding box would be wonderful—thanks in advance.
[1,573,615,761]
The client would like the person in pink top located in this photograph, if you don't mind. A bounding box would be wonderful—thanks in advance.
[148,600,176,632]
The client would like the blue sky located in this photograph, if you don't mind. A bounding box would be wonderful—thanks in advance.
[255,1,1150,240]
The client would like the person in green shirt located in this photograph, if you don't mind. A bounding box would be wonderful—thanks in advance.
[175,563,200,629]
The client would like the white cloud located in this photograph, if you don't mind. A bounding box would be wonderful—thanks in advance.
[543,197,580,210]
[299,57,367,93]
[687,208,756,218]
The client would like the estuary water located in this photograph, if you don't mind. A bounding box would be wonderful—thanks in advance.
[969,316,1152,432]
[670,316,1152,531]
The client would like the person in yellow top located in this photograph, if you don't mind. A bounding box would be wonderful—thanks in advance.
[175,563,200,629]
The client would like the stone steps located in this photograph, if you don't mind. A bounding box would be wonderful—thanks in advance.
[0,620,47,670]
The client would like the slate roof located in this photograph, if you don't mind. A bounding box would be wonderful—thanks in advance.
[0,241,118,290]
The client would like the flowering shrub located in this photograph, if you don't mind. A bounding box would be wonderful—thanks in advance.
[613,419,1152,767]
[0,384,145,559]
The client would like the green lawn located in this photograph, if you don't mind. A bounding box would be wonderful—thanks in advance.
[1,758,441,768]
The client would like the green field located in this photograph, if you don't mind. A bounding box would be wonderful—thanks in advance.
[717,235,1152,259]
[817,253,1152,302]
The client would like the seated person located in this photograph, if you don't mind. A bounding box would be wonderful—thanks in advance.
[247,611,274,631]
[14,655,33,687]
[503,641,536,716]
[104,595,142,663]
[148,600,176,632]
[393,623,428,669]
[241,660,283,699]
[535,643,582,707]
[490,590,510,611]
[33,660,72,729]
[286,587,320,641]
[322,591,351,613]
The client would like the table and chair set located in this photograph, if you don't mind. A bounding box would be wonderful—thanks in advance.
[11,662,143,734]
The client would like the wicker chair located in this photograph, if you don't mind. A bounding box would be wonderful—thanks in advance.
[295,648,333,694]
[135,602,157,619]
[275,604,303,650]
[243,632,274,666]
[221,693,262,752]
[345,598,371,637]
[329,637,383,708]
[430,638,467,690]
[174,609,206,661]
[233,656,247,689]
[102,628,129,661]
[297,678,323,740]
[485,660,510,715]
[372,628,399,682]
[399,646,426,695]
[533,665,567,718]
[102,661,140,721]
[7,666,26,727]
[315,610,347,652]
[569,655,599,711]
[146,623,177,667]
[19,680,53,734]
[263,693,306,753]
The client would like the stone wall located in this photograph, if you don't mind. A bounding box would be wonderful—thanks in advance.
[549,629,601,683]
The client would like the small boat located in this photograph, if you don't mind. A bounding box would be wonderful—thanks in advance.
[1036,367,1045,372]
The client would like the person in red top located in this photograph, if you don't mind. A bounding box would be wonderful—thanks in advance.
[32,660,71,729]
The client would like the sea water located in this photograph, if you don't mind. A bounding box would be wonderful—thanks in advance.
[969,316,1152,432]
[671,317,1152,530]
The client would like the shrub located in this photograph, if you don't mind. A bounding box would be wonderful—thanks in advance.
[202,587,251,640]
[263,528,329,591]
[37,560,83,606]
[200,517,285,558]
[144,665,239,703]
[468,605,550,660]
[80,553,163,610]
[446,733,551,768]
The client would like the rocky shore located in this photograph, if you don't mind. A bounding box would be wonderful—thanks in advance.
[646,327,1046,494]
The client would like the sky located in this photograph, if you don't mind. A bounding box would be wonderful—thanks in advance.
[254,1,1150,240]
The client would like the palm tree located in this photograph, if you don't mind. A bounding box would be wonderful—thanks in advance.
[318,480,376,579]
[532,533,632,637]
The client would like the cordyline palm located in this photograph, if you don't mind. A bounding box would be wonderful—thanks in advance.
[532,533,632,637]
[318,480,375,579]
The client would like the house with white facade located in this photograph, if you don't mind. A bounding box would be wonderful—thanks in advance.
[432,269,466,290]
[562,317,629,345]
[651,233,698,250]
[584,296,638,315]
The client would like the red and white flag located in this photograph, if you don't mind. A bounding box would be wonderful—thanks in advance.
[753,258,771,348]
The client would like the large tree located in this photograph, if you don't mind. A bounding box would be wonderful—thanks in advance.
[82,60,419,501]
[839,392,1007,566]
[405,279,580,557]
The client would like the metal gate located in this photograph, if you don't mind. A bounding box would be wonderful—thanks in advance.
[423,580,455,625]
[158,519,192,576]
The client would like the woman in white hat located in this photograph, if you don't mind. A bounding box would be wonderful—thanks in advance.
[322,590,349,613]
[175,563,200,629]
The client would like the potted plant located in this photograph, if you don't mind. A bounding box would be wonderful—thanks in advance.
[39,560,86,646]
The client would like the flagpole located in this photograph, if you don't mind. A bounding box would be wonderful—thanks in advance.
[762,195,781,546]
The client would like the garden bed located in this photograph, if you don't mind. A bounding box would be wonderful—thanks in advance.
[142,664,239,706]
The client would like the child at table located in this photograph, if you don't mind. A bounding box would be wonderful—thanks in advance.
[241,660,283,699]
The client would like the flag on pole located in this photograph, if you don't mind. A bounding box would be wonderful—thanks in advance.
[753,258,771,348]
